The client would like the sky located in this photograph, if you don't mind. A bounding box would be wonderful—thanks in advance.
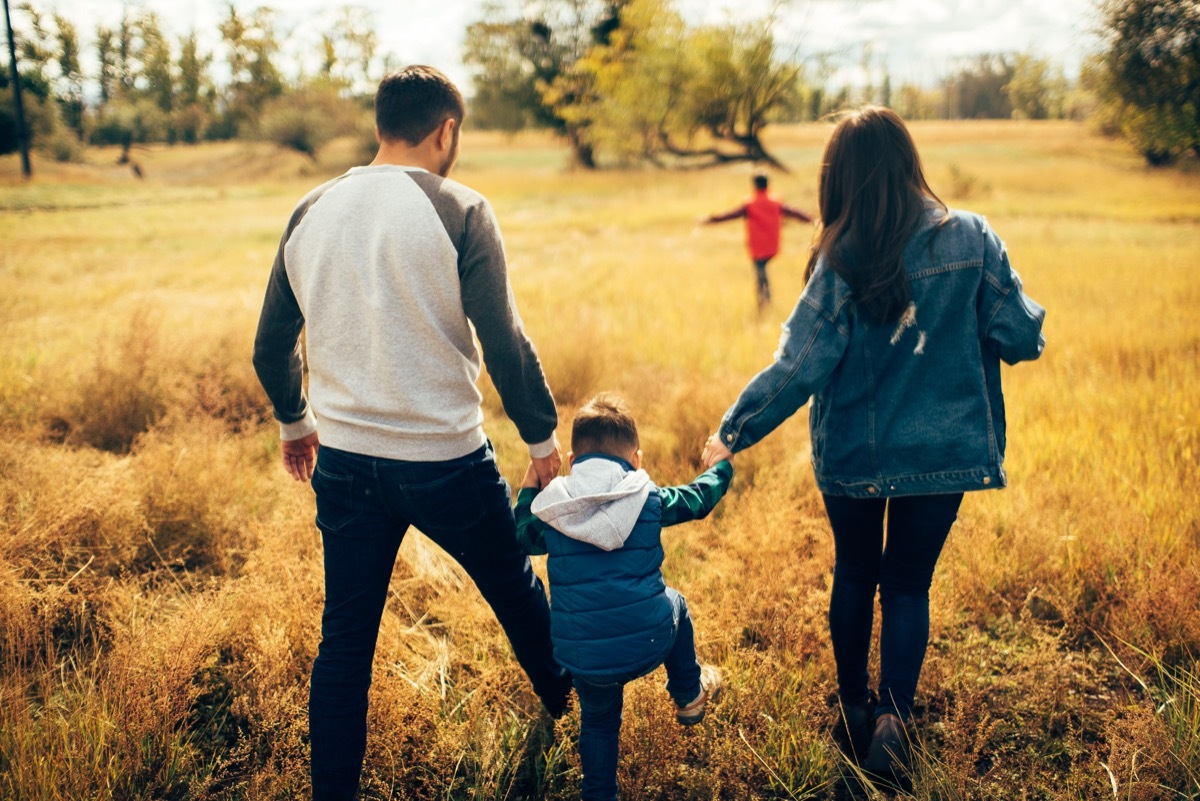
[34,0,1102,91]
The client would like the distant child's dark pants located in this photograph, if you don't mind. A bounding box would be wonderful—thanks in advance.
[307,443,566,801]
[821,492,963,721]
[753,258,772,305]
[573,588,701,801]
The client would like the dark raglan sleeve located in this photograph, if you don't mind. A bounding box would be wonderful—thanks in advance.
[252,200,320,440]
[457,199,558,456]
[658,460,735,527]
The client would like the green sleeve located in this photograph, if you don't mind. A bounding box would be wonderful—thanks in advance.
[658,460,734,527]
[514,487,549,555]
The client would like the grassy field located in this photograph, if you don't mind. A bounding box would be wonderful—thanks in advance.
[1,120,1198,800]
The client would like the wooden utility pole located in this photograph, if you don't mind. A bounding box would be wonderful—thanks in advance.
[3,0,31,179]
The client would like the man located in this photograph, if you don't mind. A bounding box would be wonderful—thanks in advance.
[252,65,570,800]
[701,172,813,310]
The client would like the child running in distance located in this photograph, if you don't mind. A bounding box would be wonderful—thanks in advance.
[702,172,814,310]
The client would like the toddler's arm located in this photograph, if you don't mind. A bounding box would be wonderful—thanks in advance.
[658,460,734,527]
[514,463,550,555]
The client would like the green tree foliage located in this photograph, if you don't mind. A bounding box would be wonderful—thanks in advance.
[217,4,284,137]
[318,5,378,96]
[95,25,117,106]
[1098,0,1199,165]
[173,31,213,143]
[0,2,60,154]
[462,15,546,132]
[1004,53,1068,120]
[51,13,82,138]
[467,0,799,169]
[138,12,173,116]
[464,0,625,167]
[259,79,366,159]
[944,54,1014,119]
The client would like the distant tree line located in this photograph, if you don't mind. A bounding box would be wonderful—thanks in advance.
[4,0,1195,168]
[0,2,383,162]
[465,0,1198,168]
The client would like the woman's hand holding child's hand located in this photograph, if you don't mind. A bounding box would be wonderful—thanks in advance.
[701,434,734,469]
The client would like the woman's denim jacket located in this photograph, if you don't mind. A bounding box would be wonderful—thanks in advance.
[717,208,1046,498]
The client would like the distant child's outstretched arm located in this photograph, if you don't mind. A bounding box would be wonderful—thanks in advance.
[700,206,748,225]
[658,460,735,527]
[781,203,813,223]
[514,463,550,555]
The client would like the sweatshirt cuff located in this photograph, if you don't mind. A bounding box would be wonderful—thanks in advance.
[280,407,318,441]
[527,432,559,459]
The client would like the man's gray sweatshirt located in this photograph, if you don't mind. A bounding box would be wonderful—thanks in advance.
[252,164,557,461]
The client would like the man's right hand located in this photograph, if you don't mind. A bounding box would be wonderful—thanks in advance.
[530,449,562,488]
[282,431,320,482]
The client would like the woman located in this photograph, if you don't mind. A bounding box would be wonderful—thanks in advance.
[702,106,1045,785]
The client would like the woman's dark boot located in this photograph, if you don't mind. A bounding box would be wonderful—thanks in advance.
[836,691,878,761]
[861,712,909,788]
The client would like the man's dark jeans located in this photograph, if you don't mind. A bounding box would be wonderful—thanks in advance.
[822,492,963,721]
[307,442,567,800]
[572,588,701,801]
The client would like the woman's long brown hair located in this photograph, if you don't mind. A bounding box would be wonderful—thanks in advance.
[805,106,947,324]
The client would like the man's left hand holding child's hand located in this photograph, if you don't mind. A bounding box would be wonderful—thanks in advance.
[522,462,542,490]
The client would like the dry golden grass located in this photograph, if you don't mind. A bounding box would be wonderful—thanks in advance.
[1,120,1198,799]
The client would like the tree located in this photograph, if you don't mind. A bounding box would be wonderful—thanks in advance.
[3,0,31,173]
[543,0,799,169]
[138,12,173,116]
[463,0,626,167]
[1004,54,1067,120]
[217,4,284,137]
[1098,0,1199,164]
[95,25,117,107]
[468,0,800,169]
[462,15,545,132]
[52,13,82,137]
[945,55,1014,119]
[318,5,377,95]
[174,31,213,143]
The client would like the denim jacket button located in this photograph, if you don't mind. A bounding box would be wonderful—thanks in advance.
[982,477,991,485]
[867,486,878,495]
[726,434,733,442]
[889,485,896,491]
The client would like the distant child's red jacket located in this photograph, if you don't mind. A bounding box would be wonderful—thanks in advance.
[709,190,812,261]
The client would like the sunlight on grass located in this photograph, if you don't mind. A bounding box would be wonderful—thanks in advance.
[1,121,1198,799]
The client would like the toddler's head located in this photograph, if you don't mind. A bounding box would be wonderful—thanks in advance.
[571,393,641,467]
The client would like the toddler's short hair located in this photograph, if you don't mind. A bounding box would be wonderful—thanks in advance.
[572,393,639,458]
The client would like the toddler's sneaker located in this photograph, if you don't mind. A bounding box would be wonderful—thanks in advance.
[676,664,723,726]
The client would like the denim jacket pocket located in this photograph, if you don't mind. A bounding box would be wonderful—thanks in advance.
[401,463,487,534]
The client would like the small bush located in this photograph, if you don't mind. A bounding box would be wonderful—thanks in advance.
[53,309,168,454]
[44,129,84,163]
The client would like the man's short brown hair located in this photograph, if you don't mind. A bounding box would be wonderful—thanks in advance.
[572,393,639,458]
[375,65,465,146]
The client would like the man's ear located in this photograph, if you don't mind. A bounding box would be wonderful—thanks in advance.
[374,124,381,144]
[439,117,456,151]
[567,450,575,468]
[631,449,643,470]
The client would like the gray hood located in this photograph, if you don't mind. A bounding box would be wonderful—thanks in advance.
[530,458,653,551]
